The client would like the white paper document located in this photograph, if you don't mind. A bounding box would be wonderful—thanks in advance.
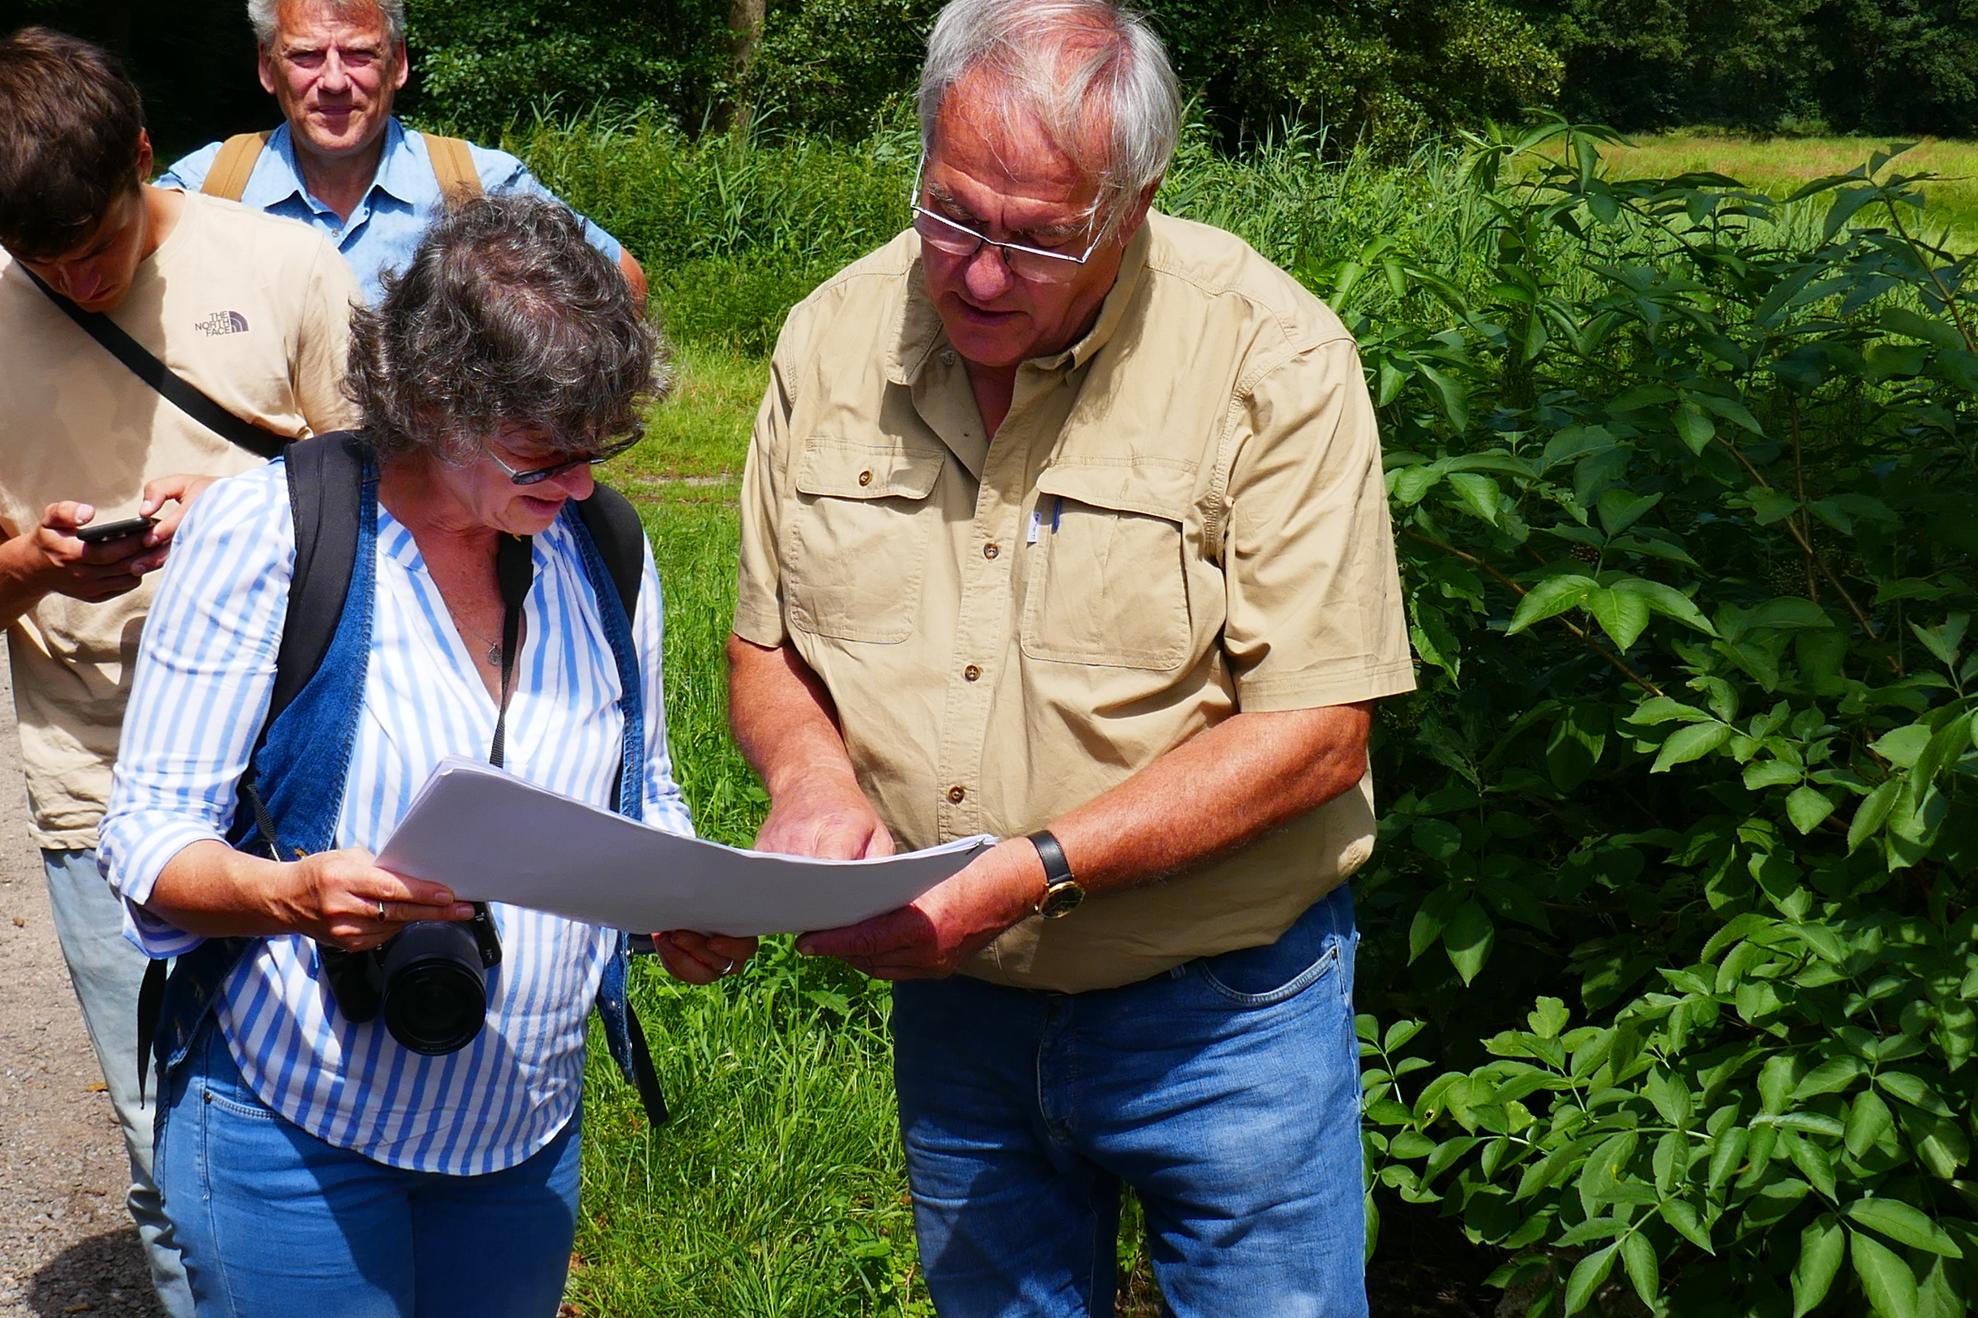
[375,757,994,936]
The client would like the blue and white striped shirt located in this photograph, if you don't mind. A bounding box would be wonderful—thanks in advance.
[100,461,693,1174]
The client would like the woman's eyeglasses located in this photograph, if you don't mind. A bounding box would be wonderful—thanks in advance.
[483,433,640,487]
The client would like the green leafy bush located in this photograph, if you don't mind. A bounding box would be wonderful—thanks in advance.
[1345,124,1977,1315]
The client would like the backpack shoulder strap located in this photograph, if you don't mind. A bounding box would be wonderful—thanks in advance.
[575,483,645,625]
[269,431,368,723]
[422,133,483,203]
[201,131,273,201]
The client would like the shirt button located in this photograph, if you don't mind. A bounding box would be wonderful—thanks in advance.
[963,664,981,682]
[940,349,956,365]
[947,785,966,804]
[983,542,1000,560]
[858,470,873,487]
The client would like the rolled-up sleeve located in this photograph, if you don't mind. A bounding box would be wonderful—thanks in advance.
[99,467,295,956]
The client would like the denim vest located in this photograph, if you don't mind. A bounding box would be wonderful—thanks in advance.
[151,456,650,1096]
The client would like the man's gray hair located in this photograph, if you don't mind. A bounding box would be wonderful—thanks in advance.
[346,194,667,466]
[247,0,406,49]
[917,0,1179,234]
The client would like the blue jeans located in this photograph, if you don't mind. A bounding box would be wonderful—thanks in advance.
[157,1024,582,1317]
[41,848,193,1317]
[892,884,1366,1317]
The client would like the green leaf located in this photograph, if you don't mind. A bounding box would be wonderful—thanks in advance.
[1621,1230,1659,1308]
[1673,401,1716,454]
[1878,306,1964,351]
[1871,725,1932,768]
[1851,1230,1922,1318]
[1529,997,1570,1040]
[1794,923,1848,964]
[1660,1198,1713,1253]
[1646,1068,1694,1128]
[1444,898,1495,986]
[1846,1090,1895,1157]
[1615,577,1717,636]
[1707,1126,1747,1193]
[1879,1071,1953,1117]
[1588,587,1652,650]
[1793,1216,1845,1318]
[1794,1055,1864,1101]
[1849,780,1902,853]
[1744,761,1802,790]
[1909,614,1968,671]
[1507,574,1598,635]
[1653,722,1734,773]
[1540,424,1616,472]
[1445,472,1502,525]
[1786,786,1837,834]
[1846,1200,1964,1258]
[1564,1243,1619,1316]
[1632,696,1711,725]
[1759,1054,1796,1115]
[1597,489,1663,538]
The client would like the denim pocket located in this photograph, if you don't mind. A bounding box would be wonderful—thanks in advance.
[1197,941,1338,1007]
[1193,888,1351,1007]
[201,1082,281,1122]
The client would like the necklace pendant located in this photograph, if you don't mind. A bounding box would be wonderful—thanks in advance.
[484,640,502,668]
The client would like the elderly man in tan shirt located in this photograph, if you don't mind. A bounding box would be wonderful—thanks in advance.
[725,1,1413,1311]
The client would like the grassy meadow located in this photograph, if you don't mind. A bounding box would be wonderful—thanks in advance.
[544,121,1977,1314]
[1576,129,1978,248]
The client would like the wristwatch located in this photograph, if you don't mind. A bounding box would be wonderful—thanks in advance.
[1026,830,1085,919]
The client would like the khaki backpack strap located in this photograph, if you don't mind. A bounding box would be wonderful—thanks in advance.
[201,131,273,201]
[422,134,483,203]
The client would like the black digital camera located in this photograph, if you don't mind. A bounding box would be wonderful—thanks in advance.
[320,904,503,1055]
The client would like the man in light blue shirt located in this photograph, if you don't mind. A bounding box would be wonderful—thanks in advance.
[161,0,645,306]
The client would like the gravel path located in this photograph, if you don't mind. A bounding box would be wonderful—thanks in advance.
[0,640,161,1317]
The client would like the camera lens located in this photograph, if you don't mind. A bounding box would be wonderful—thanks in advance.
[378,921,490,1055]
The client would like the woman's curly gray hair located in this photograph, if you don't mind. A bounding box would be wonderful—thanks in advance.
[346,194,666,465]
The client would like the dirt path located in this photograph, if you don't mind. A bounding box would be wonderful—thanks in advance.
[0,639,160,1317]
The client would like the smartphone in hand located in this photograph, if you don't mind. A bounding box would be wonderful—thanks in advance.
[74,515,156,545]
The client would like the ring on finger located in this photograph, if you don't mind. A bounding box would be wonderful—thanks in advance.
[376,899,388,922]
[720,958,737,977]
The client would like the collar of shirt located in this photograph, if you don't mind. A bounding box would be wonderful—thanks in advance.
[240,117,420,220]
[884,216,1157,388]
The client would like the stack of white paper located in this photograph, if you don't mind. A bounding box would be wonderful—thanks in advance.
[376,756,995,936]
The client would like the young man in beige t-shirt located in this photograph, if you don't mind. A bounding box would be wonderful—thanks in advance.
[0,29,356,1315]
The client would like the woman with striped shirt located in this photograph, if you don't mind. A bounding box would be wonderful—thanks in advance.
[99,195,756,1316]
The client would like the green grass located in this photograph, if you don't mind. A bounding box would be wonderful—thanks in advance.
[577,348,941,1313]
[1568,130,1978,249]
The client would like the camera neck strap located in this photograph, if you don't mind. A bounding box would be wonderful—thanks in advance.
[486,533,533,771]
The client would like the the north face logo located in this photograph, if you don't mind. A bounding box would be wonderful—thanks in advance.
[194,310,249,336]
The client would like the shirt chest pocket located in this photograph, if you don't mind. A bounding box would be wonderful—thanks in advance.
[786,437,944,644]
[1019,461,1197,671]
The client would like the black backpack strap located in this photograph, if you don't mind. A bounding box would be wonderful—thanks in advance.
[269,433,368,724]
[20,265,287,461]
[145,433,369,1095]
[575,483,644,624]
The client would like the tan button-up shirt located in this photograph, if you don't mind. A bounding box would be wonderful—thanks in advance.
[734,211,1415,993]
[1,194,357,849]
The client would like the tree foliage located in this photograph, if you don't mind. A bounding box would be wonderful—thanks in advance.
[1339,124,1978,1314]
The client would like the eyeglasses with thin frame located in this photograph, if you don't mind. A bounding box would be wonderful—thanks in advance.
[908,154,1105,284]
[482,433,640,487]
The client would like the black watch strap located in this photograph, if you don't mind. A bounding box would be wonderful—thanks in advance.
[1027,829,1084,918]
[1029,829,1072,885]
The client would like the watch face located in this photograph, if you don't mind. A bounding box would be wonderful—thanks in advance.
[1039,880,1085,919]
